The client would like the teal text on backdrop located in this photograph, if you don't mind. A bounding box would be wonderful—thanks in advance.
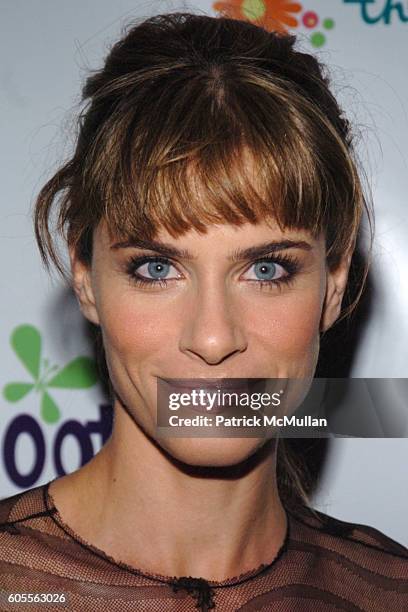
[344,0,408,23]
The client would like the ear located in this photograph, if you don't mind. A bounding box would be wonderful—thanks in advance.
[320,250,353,333]
[69,247,100,326]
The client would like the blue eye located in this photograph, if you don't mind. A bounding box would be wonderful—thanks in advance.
[145,260,170,279]
[253,261,278,280]
[126,256,180,285]
[126,253,299,290]
[244,259,287,283]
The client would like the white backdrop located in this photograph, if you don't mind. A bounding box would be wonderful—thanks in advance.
[1,0,407,544]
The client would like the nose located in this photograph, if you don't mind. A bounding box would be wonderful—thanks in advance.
[179,281,248,366]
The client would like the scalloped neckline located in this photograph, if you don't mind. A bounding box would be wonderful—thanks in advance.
[43,478,290,588]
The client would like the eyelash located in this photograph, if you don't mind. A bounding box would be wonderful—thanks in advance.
[125,254,301,292]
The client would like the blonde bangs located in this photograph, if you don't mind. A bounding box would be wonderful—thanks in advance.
[80,68,358,263]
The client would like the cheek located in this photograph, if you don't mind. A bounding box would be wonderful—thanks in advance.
[276,293,322,350]
[96,289,180,361]
[246,288,323,360]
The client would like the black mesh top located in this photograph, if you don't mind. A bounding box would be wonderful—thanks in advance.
[0,480,407,611]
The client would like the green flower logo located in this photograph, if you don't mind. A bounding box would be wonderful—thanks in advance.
[3,325,98,424]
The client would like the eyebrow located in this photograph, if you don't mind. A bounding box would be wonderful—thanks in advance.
[110,238,313,261]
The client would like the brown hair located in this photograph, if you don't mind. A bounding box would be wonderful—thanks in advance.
[33,12,373,512]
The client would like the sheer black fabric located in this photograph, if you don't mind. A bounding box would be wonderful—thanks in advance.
[0,481,407,611]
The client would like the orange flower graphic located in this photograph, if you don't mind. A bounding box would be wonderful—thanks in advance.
[213,0,303,32]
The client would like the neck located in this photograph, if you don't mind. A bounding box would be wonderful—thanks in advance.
[51,401,288,581]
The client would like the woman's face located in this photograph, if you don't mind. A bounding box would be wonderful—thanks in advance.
[72,218,350,466]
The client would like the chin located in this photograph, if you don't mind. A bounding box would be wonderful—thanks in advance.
[156,436,269,469]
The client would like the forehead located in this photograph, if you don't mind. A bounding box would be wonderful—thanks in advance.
[96,218,324,256]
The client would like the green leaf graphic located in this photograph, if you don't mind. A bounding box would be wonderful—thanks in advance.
[41,391,60,424]
[11,325,41,379]
[3,382,34,402]
[48,356,98,389]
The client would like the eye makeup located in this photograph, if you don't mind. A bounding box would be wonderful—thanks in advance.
[123,252,302,292]
[243,253,301,292]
